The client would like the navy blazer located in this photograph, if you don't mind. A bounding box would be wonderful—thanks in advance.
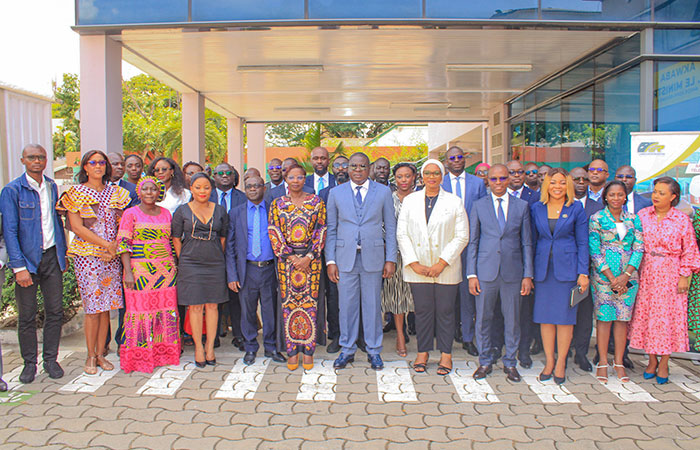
[632,192,652,214]
[582,196,604,219]
[264,183,314,205]
[117,179,139,208]
[466,195,534,283]
[225,200,274,285]
[514,185,540,206]
[441,171,487,215]
[210,188,246,211]
[530,201,589,282]
[305,173,336,193]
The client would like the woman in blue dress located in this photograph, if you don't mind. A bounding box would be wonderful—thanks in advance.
[531,167,589,385]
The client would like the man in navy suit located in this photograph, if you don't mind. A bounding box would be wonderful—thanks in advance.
[441,146,487,356]
[326,152,397,370]
[266,158,314,203]
[467,164,534,382]
[226,175,286,365]
[305,147,336,195]
[213,163,247,350]
[615,165,652,214]
[571,166,604,371]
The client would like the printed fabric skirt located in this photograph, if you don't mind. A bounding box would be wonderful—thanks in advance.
[73,255,124,314]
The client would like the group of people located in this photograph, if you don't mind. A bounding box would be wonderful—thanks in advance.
[1,143,699,391]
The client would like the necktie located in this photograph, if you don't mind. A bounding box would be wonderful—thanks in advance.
[355,186,363,205]
[220,192,228,212]
[455,176,462,199]
[497,198,506,232]
[317,178,325,194]
[252,205,261,258]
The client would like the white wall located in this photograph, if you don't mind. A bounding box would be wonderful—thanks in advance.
[0,87,54,186]
[428,122,486,155]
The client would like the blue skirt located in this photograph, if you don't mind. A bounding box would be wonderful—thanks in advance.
[533,263,578,326]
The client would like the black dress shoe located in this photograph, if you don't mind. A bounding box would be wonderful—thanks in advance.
[593,352,600,366]
[19,363,36,384]
[43,361,64,379]
[213,337,221,348]
[575,354,593,372]
[622,355,635,369]
[0,378,7,392]
[473,365,492,380]
[231,337,245,351]
[407,317,416,336]
[383,320,396,333]
[356,339,367,354]
[463,341,479,357]
[243,352,256,365]
[368,354,384,370]
[333,353,355,369]
[327,339,341,354]
[519,357,533,369]
[530,340,543,355]
[504,366,522,382]
[454,330,464,344]
[264,351,287,363]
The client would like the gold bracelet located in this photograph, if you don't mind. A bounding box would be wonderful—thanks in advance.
[624,271,632,277]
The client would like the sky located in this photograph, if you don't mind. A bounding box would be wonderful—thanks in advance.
[0,0,141,97]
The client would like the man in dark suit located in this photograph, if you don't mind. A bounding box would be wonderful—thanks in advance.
[441,145,487,356]
[265,159,314,203]
[616,165,652,214]
[264,158,284,191]
[212,163,246,350]
[305,147,336,195]
[226,175,286,365]
[524,162,541,192]
[570,166,604,371]
[467,164,534,382]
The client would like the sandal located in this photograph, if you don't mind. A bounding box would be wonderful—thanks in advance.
[613,363,630,383]
[84,356,98,375]
[437,365,452,376]
[595,363,608,383]
[412,362,427,373]
[96,355,114,371]
[396,346,408,358]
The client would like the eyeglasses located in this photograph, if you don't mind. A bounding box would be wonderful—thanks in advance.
[572,177,588,183]
[489,176,509,183]
[87,160,107,167]
[476,170,488,176]
[423,171,442,178]
[245,183,264,189]
[215,170,232,176]
[509,170,525,176]
[524,170,538,175]
[349,163,367,170]
[268,165,281,170]
[153,166,171,173]
[589,167,607,173]
[448,155,464,161]
[616,174,635,180]
[333,162,349,169]
[25,154,47,162]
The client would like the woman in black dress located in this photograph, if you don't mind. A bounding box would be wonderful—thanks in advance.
[172,173,229,367]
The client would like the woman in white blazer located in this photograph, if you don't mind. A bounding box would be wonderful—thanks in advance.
[397,159,469,375]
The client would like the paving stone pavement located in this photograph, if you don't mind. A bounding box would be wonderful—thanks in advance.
[1,331,700,449]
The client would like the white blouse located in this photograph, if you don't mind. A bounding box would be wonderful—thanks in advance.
[157,187,191,215]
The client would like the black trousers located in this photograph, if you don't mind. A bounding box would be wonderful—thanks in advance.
[410,282,458,354]
[573,293,594,357]
[323,258,340,341]
[518,292,537,361]
[240,264,277,353]
[219,288,242,339]
[15,246,63,365]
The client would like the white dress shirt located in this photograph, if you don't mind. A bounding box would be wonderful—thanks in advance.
[350,179,370,202]
[269,180,284,189]
[216,187,233,213]
[449,172,466,198]
[313,173,330,194]
[626,192,635,214]
[508,186,524,199]
[576,196,588,208]
[492,192,509,221]
[14,174,56,273]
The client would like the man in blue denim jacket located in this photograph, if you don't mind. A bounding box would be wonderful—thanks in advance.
[0,144,67,384]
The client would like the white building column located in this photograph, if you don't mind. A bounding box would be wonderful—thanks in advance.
[227,117,245,172]
[79,34,122,154]
[181,93,206,164]
[639,28,654,132]
[246,123,266,172]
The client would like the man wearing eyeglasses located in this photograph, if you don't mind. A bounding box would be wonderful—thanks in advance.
[524,162,541,192]
[441,146,487,357]
[467,164,534,382]
[615,165,652,215]
[213,163,247,351]
[0,144,68,384]
[266,158,314,202]
[265,158,284,191]
[305,147,336,195]
[587,159,609,202]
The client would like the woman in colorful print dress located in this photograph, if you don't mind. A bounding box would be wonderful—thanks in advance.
[589,181,644,383]
[60,150,131,375]
[268,166,326,371]
[117,177,180,373]
[629,177,700,384]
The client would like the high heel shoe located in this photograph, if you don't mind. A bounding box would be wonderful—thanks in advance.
[656,374,669,385]
[206,359,216,366]
[554,375,566,385]
[302,358,314,371]
[195,360,206,368]
[643,370,657,380]
[595,363,608,383]
[613,363,629,383]
[538,371,552,382]
[287,356,299,371]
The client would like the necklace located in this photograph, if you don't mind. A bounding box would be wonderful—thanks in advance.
[426,194,438,209]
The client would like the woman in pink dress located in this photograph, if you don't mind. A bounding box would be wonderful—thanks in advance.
[629,177,700,384]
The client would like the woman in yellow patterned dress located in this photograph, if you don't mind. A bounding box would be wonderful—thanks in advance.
[59,150,131,375]
[268,166,326,371]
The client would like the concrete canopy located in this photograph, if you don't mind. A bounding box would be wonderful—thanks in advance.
[112,26,633,122]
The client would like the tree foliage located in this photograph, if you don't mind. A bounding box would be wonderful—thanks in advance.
[51,73,81,158]
[266,122,394,147]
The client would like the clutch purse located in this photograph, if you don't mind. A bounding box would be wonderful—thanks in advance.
[570,285,589,308]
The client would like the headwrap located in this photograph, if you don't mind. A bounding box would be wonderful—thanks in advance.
[136,176,165,202]
[421,159,445,177]
[475,163,491,172]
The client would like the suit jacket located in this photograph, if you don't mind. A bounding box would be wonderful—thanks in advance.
[581,196,604,219]
[264,183,314,205]
[531,201,589,282]
[397,189,469,284]
[441,171,487,215]
[466,195,533,283]
[210,188,246,211]
[632,192,652,214]
[117,179,139,208]
[225,200,274,285]
[305,173,336,193]
[264,181,283,192]
[325,180,397,272]
[513,185,540,206]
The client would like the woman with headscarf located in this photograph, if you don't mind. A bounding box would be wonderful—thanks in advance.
[396,159,469,375]
[117,176,180,373]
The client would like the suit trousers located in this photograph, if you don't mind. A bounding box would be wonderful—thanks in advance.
[338,252,383,355]
[219,289,243,339]
[240,264,277,353]
[519,292,536,361]
[15,246,63,365]
[410,282,458,354]
[458,278,476,342]
[322,255,340,341]
[573,293,594,357]
[475,276,521,367]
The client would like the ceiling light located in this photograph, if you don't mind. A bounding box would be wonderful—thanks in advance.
[237,65,324,72]
[390,102,451,110]
[274,106,331,112]
[446,64,532,72]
